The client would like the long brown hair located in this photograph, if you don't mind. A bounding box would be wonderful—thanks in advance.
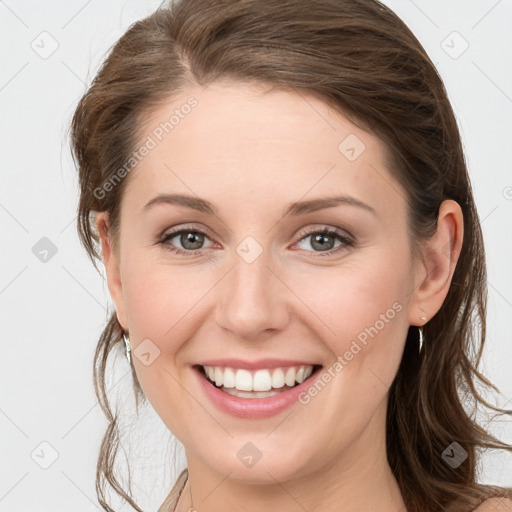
[68,0,512,510]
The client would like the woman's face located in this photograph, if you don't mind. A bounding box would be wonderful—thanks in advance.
[98,80,430,484]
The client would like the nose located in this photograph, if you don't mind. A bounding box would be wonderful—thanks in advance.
[214,248,291,341]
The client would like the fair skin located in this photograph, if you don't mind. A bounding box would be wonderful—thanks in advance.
[475,499,512,512]
[96,80,465,512]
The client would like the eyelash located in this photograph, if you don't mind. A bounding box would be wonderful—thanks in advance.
[157,224,355,258]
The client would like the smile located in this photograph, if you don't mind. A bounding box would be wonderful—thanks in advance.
[201,364,316,393]
[192,363,323,418]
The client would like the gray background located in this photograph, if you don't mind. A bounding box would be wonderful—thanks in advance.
[1,0,511,510]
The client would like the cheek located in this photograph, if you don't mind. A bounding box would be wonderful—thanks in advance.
[292,257,409,350]
[121,247,212,333]
[119,259,207,431]
[288,256,410,431]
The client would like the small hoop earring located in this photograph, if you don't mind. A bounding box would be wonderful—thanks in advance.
[123,332,132,364]
[418,325,424,354]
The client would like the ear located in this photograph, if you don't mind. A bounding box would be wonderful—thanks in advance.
[95,211,129,331]
[407,199,464,326]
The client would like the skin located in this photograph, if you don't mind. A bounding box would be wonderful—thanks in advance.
[95,80,464,512]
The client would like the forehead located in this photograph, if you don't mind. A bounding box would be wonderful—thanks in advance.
[123,80,405,217]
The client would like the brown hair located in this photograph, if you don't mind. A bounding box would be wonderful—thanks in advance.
[68,0,512,510]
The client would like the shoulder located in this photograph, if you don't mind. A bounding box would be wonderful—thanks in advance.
[473,498,512,511]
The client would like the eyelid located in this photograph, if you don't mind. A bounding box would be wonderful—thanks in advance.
[294,224,354,243]
[159,223,214,240]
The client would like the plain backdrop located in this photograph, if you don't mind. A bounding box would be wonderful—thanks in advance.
[1,0,511,510]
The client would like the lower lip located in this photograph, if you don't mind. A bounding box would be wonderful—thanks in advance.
[192,365,322,419]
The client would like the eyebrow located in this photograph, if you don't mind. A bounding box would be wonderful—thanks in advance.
[142,193,376,217]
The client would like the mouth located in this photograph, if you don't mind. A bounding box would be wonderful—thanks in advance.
[193,363,323,399]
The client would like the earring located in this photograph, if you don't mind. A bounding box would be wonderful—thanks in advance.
[418,315,427,354]
[123,331,132,364]
[418,326,424,354]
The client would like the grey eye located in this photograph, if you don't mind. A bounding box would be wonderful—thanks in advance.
[176,231,205,250]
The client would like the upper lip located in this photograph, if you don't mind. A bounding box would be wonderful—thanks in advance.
[194,358,322,371]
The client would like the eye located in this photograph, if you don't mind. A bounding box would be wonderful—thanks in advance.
[158,225,215,255]
[294,226,354,257]
[157,224,354,258]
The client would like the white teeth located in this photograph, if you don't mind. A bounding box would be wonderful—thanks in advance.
[214,367,223,387]
[253,369,272,391]
[271,368,285,389]
[235,369,253,391]
[223,368,236,388]
[285,367,296,387]
[202,364,316,392]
